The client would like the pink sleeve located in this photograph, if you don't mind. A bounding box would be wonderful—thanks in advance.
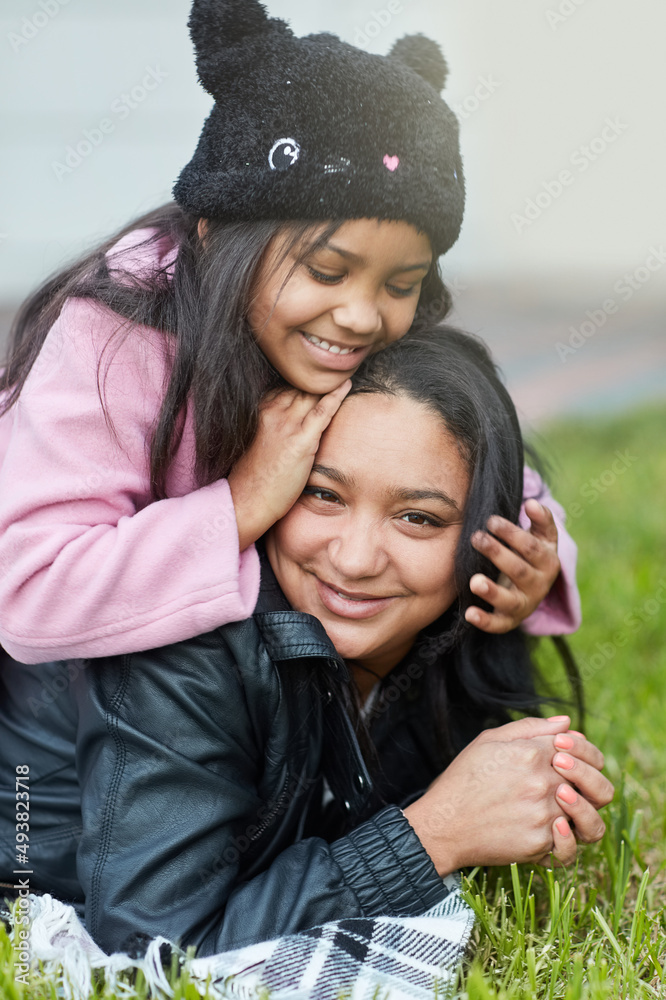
[0,299,260,664]
[519,466,581,636]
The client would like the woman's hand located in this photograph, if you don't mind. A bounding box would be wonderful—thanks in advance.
[551,730,614,843]
[228,381,351,551]
[465,500,561,634]
[402,717,612,874]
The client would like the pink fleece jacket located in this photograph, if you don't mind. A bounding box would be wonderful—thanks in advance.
[0,229,580,664]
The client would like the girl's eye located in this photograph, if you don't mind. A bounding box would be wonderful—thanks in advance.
[399,511,443,527]
[387,283,420,298]
[307,266,344,285]
[307,265,419,298]
[302,486,341,504]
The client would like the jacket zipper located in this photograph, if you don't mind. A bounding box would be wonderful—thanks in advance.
[248,772,291,843]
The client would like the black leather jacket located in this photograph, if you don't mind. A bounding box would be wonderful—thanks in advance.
[0,564,450,955]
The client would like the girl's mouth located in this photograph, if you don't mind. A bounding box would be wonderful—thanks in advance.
[299,332,373,370]
[314,576,398,620]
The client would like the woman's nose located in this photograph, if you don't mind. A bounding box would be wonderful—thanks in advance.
[327,519,388,581]
[331,292,382,337]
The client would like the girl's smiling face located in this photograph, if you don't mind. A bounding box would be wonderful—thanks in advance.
[248,218,433,394]
[265,393,469,682]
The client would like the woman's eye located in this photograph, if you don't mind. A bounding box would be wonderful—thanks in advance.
[399,511,442,527]
[303,486,341,504]
[307,266,344,285]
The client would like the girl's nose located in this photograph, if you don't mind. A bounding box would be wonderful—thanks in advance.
[331,294,382,337]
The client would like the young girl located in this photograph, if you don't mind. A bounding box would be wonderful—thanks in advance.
[0,328,611,977]
[0,0,579,664]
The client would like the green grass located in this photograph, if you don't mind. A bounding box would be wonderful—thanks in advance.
[454,402,666,998]
[2,404,665,999]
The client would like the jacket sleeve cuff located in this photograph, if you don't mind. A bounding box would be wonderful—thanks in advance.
[520,466,582,636]
[329,804,448,917]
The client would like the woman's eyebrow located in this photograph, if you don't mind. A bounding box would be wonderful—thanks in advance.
[311,466,461,512]
[391,487,461,512]
[310,463,356,488]
[324,242,432,273]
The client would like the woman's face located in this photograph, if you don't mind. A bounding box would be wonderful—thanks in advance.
[266,393,469,677]
[248,219,433,395]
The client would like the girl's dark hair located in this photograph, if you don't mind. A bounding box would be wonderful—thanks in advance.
[0,202,451,500]
[348,325,583,762]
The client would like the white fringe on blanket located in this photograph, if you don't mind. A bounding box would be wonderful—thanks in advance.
[10,875,474,1000]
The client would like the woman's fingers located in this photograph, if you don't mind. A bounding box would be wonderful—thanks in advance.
[554,731,605,771]
[555,783,607,844]
[539,815,578,866]
[552,752,615,810]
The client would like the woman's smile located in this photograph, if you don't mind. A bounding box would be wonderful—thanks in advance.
[313,574,401,619]
[266,392,469,680]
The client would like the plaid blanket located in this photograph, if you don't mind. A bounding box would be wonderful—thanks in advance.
[9,874,474,1000]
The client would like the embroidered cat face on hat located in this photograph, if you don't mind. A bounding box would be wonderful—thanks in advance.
[174,0,465,256]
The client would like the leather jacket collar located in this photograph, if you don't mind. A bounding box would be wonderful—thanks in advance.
[253,543,369,817]
[253,543,349,679]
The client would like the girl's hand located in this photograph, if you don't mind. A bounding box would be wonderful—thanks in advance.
[465,500,561,634]
[402,717,610,874]
[228,381,351,552]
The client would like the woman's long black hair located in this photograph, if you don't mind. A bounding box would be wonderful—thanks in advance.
[0,202,451,499]
[347,325,583,764]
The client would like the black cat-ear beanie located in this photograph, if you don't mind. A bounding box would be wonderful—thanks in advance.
[173,0,465,256]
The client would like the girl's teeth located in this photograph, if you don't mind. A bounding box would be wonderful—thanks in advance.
[304,333,354,355]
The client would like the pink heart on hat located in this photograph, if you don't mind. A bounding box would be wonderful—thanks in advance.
[383,155,400,172]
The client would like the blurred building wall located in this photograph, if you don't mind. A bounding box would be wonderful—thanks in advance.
[1,0,664,423]
[2,0,666,299]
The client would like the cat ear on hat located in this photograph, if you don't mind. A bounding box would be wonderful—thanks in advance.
[188,0,293,97]
[388,34,449,92]
[175,4,464,255]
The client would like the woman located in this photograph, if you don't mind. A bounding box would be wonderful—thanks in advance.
[0,327,612,958]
